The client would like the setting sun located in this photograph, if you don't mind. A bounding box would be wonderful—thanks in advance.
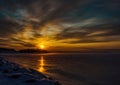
[40,44,45,49]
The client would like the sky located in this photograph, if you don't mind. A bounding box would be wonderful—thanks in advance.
[0,0,120,51]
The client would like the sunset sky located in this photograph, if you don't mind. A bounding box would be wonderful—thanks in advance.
[0,0,120,51]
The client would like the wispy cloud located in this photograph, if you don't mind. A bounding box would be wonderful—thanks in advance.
[0,0,120,50]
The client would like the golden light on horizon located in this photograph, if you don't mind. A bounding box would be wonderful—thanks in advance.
[40,44,45,49]
[38,44,45,49]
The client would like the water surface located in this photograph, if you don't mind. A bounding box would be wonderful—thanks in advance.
[1,53,120,85]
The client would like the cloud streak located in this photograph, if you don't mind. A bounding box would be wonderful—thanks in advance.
[0,0,120,50]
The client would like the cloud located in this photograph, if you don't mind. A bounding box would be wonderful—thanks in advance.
[54,24,120,44]
[0,0,120,49]
[0,18,21,37]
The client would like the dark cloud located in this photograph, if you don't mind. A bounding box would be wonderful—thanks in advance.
[10,38,35,47]
[55,24,120,44]
[0,0,120,49]
[16,42,35,47]
[56,31,88,40]
[84,25,120,37]
[0,18,21,37]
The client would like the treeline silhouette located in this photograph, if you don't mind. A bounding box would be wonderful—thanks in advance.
[0,48,48,53]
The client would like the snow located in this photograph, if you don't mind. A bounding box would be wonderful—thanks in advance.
[0,57,61,85]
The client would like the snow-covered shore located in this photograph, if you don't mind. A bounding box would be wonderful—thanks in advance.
[0,57,61,85]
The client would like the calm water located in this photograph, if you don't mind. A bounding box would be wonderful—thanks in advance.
[1,53,120,85]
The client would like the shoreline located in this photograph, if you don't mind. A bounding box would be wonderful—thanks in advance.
[0,57,61,85]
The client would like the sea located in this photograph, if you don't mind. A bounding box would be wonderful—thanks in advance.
[1,53,120,85]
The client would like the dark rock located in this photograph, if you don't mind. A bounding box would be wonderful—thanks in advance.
[24,78,38,83]
[2,69,9,73]
[0,62,3,66]
[54,81,61,85]
[13,68,19,71]
[8,73,22,79]
[48,77,54,80]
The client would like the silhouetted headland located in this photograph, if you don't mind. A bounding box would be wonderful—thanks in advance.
[0,48,48,54]
[0,47,120,54]
[19,49,48,53]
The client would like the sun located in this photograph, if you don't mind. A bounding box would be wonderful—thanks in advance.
[40,44,45,49]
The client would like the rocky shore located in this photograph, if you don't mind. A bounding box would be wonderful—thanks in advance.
[0,57,61,85]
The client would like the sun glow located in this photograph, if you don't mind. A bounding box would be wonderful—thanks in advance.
[40,44,45,49]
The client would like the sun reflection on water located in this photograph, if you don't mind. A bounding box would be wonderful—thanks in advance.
[38,56,45,72]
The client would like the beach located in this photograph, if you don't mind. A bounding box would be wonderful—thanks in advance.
[0,56,61,85]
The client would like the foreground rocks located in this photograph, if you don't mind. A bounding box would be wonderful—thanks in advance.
[0,57,61,85]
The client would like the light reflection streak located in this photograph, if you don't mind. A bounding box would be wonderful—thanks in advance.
[38,56,45,72]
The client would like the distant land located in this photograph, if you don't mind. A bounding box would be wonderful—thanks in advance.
[0,48,48,53]
[0,47,120,54]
